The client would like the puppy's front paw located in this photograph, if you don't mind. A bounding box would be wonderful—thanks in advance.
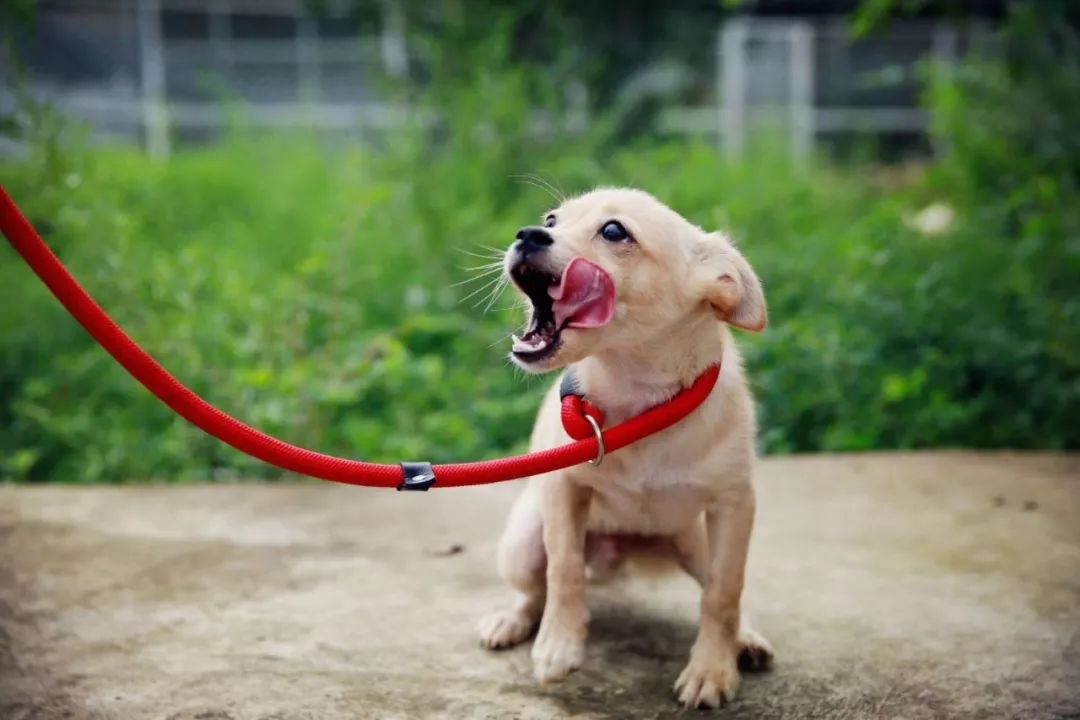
[477,607,536,650]
[674,644,740,709]
[531,621,585,684]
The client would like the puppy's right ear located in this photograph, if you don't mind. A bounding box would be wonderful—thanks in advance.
[696,233,768,332]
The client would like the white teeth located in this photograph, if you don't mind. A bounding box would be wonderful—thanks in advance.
[512,332,552,354]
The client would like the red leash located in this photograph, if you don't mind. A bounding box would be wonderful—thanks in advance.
[0,186,719,489]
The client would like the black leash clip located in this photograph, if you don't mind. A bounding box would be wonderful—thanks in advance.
[398,461,437,491]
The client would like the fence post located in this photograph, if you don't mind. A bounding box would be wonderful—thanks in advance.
[930,22,959,158]
[932,22,959,66]
[209,0,232,78]
[298,14,321,110]
[788,20,815,161]
[380,0,408,78]
[719,18,747,159]
[566,81,589,134]
[137,0,169,159]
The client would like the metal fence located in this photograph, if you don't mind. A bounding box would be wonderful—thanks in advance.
[1,1,983,159]
[660,18,968,158]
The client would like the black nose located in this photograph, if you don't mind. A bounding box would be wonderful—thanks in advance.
[514,226,554,255]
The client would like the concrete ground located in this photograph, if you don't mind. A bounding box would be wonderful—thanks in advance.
[0,452,1077,720]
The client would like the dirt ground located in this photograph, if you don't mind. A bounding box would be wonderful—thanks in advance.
[0,452,1078,720]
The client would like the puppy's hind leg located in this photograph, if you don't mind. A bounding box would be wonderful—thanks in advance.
[478,490,546,650]
[736,620,773,672]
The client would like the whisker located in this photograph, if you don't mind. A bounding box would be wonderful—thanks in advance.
[451,262,503,282]
[458,274,505,304]
[474,243,509,256]
[485,314,530,349]
[456,245,506,259]
[481,282,508,315]
[545,173,568,202]
[512,173,566,204]
[523,173,563,202]
[528,173,567,203]
[511,174,562,205]
[450,270,501,289]
[460,276,503,302]
[458,260,505,273]
[475,275,508,312]
[476,276,510,313]
[506,359,537,389]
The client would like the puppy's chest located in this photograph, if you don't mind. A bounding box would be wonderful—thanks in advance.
[575,447,716,535]
[569,383,739,534]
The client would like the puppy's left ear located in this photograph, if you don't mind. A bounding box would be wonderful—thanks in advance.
[697,233,768,332]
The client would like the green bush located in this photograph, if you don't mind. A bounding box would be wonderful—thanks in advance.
[0,9,1076,482]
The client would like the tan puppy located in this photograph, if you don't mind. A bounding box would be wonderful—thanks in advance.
[477,188,773,709]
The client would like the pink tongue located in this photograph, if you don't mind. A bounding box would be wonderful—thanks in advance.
[548,257,616,329]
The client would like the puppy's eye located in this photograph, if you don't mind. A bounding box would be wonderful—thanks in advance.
[543,215,556,228]
[600,221,629,242]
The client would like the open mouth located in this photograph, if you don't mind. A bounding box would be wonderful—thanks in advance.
[510,257,616,363]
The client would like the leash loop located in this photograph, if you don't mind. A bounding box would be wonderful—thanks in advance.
[583,414,605,466]
[560,394,607,441]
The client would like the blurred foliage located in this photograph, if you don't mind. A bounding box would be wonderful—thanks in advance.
[0,0,36,29]
[913,1,1080,449]
[0,4,1077,481]
[390,1,731,137]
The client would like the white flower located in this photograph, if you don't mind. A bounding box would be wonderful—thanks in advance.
[905,202,955,236]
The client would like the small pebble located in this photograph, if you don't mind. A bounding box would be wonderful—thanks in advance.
[425,543,465,557]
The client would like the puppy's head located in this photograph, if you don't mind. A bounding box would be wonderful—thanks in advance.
[504,187,767,372]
